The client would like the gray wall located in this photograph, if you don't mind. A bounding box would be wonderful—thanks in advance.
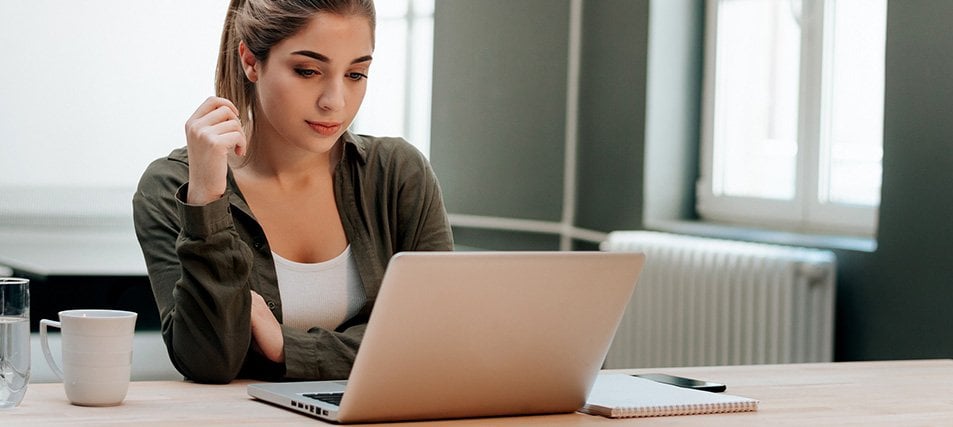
[834,0,953,360]
[431,0,953,361]
[431,0,571,224]
[574,0,649,234]
[432,0,650,250]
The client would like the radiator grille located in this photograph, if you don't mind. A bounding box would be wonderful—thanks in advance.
[601,231,836,368]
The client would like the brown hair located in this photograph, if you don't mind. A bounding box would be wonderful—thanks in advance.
[215,0,376,157]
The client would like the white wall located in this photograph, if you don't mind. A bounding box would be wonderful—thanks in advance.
[1,1,227,224]
[0,1,432,225]
[0,1,226,192]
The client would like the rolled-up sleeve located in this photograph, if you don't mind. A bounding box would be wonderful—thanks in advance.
[133,159,254,384]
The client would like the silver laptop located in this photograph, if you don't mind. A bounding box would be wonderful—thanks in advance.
[247,251,645,423]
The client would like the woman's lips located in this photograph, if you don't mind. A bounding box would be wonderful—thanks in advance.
[306,120,341,136]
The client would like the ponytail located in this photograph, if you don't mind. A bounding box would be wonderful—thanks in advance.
[216,0,255,141]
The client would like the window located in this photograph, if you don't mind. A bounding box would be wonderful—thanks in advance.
[697,0,886,236]
[353,0,434,157]
[0,1,434,224]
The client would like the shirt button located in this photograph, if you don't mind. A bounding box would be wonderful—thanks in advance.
[267,300,277,310]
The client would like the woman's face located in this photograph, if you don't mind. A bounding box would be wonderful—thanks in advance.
[243,13,373,156]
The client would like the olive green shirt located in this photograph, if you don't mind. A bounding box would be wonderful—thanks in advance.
[132,132,453,383]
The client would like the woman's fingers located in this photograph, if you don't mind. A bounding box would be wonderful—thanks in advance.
[188,96,240,123]
[185,96,247,205]
[205,115,245,139]
[188,105,240,137]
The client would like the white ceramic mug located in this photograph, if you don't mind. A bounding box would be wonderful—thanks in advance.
[39,309,137,406]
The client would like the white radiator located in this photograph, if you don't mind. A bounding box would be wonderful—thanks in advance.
[601,231,836,368]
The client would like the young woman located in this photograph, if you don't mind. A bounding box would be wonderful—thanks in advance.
[133,0,453,384]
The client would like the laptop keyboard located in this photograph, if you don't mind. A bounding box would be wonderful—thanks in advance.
[303,392,344,406]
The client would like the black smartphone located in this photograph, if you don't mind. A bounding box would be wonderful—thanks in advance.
[632,373,727,392]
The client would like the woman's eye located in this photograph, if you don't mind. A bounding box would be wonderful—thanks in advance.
[347,72,368,81]
[295,68,318,77]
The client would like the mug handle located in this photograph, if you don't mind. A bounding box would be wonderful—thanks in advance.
[39,319,64,381]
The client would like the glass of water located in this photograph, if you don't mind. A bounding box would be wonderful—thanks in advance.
[0,277,30,409]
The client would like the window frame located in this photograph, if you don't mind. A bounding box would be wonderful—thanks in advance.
[696,0,881,237]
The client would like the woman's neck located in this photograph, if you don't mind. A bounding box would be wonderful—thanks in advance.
[231,135,342,191]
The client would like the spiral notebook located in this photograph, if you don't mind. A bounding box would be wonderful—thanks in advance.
[581,374,759,418]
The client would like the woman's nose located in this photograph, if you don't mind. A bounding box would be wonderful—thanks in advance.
[317,80,346,111]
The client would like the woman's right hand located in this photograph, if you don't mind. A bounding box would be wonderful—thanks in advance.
[184,96,247,205]
[250,290,285,363]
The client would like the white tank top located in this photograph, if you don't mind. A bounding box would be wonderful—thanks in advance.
[272,245,366,331]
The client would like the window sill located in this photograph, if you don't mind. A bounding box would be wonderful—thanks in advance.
[644,219,877,253]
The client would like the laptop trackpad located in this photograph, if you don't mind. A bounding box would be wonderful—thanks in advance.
[251,380,348,397]
[300,380,347,394]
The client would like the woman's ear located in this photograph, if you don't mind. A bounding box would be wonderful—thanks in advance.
[239,41,259,82]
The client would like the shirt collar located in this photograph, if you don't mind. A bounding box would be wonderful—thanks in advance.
[340,130,368,165]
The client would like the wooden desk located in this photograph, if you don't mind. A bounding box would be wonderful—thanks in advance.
[9,360,953,426]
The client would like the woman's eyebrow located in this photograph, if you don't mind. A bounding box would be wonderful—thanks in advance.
[291,50,373,64]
